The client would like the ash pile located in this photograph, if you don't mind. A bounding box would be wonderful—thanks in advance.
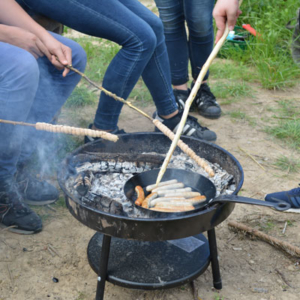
[65,152,236,218]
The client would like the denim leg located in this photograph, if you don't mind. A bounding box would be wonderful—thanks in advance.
[20,0,177,129]
[0,44,39,178]
[17,32,87,165]
[154,0,189,86]
[119,0,177,116]
[184,0,214,81]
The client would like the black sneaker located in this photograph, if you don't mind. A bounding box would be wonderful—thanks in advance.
[0,177,42,234]
[84,124,126,144]
[15,168,59,206]
[153,110,217,142]
[192,82,221,119]
[173,89,197,112]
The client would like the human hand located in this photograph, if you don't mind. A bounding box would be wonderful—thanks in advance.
[213,0,242,44]
[1,26,48,59]
[41,34,72,77]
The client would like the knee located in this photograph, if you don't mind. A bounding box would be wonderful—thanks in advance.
[126,26,157,59]
[188,16,213,38]
[149,16,165,41]
[12,52,40,91]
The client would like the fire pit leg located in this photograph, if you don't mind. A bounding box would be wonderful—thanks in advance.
[95,234,111,300]
[207,229,222,290]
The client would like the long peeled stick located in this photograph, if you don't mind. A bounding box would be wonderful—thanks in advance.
[58,59,215,176]
[155,24,231,185]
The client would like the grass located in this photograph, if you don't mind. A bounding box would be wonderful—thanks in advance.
[66,85,98,108]
[273,155,300,173]
[210,81,254,102]
[221,0,300,89]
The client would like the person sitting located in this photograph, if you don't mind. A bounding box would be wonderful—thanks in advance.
[16,0,241,144]
[0,0,87,234]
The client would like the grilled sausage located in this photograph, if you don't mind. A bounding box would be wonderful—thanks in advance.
[134,185,145,206]
[146,179,178,191]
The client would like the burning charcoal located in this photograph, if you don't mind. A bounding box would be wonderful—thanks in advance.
[73,171,94,196]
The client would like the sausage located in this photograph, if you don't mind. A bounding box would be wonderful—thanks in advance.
[150,196,186,207]
[150,205,194,212]
[146,179,178,191]
[134,185,145,206]
[152,182,184,193]
[142,192,158,208]
[155,201,195,208]
[160,191,201,198]
[157,187,192,196]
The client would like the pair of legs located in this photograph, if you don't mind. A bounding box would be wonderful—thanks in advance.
[0,32,86,179]
[0,32,86,233]
[154,0,214,88]
[18,0,179,131]
[18,0,216,141]
[154,0,221,119]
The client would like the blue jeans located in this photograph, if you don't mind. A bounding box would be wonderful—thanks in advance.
[154,0,214,85]
[19,0,178,130]
[0,33,86,178]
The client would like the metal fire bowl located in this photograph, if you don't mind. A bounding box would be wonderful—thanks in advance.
[58,133,244,241]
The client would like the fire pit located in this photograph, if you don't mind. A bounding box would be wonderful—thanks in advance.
[58,132,244,299]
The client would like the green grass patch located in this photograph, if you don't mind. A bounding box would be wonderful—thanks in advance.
[66,85,98,108]
[266,119,300,149]
[219,0,300,89]
[73,37,120,82]
[229,110,246,120]
[211,81,254,101]
[274,155,300,173]
[210,60,256,82]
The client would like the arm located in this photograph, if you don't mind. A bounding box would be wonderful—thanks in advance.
[0,0,71,76]
[213,0,242,44]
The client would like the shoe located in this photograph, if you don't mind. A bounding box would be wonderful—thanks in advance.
[84,124,126,144]
[191,82,221,119]
[153,110,217,142]
[0,177,42,234]
[15,168,59,206]
[265,185,300,209]
[173,89,197,112]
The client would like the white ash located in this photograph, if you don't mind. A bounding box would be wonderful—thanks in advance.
[66,153,235,217]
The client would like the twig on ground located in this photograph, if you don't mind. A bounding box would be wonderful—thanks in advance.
[238,146,266,171]
[282,221,288,234]
[48,244,60,257]
[275,268,293,288]
[6,263,14,287]
[228,221,300,258]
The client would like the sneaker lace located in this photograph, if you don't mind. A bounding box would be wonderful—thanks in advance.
[197,84,217,105]
[288,185,300,196]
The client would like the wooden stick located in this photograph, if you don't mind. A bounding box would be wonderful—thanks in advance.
[57,58,215,176]
[228,221,300,258]
[155,24,231,185]
[0,119,118,142]
[153,120,215,177]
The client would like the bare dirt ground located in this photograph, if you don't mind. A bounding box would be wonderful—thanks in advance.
[1,80,299,300]
[1,1,300,299]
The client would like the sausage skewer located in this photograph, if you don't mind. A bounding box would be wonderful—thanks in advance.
[0,119,118,142]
